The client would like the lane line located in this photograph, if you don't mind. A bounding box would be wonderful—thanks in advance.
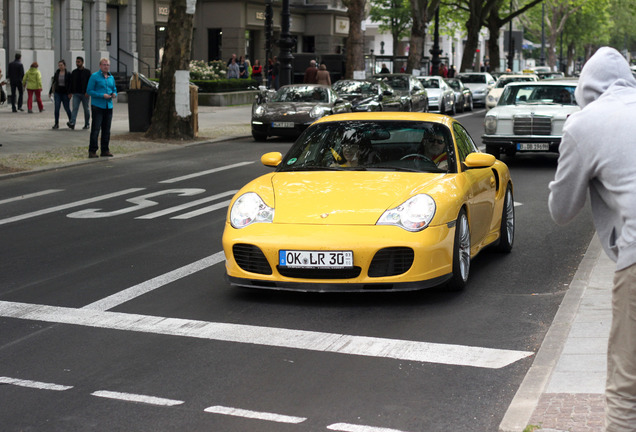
[91,390,184,406]
[327,423,411,432]
[204,405,307,424]
[82,251,225,311]
[136,191,236,219]
[0,189,64,205]
[0,188,145,226]
[0,376,73,391]
[0,300,533,369]
[170,200,231,219]
[160,162,255,184]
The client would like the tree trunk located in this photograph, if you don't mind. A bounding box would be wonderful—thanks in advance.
[407,0,428,74]
[487,21,501,72]
[145,0,195,139]
[460,14,483,72]
[344,0,366,79]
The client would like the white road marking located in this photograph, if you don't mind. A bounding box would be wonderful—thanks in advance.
[136,191,236,219]
[328,423,411,432]
[0,188,145,226]
[0,189,64,205]
[0,376,73,391]
[160,161,255,184]
[82,251,225,311]
[0,300,533,369]
[91,390,184,406]
[170,199,232,219]
[515,201,522,207]
[204,405,307,424]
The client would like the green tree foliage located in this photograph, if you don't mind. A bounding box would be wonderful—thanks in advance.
[369,0,413,56]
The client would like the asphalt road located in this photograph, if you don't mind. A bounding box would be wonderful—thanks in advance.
[0,110,595,432]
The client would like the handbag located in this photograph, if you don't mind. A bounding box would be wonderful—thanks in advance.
[0,87,6,105]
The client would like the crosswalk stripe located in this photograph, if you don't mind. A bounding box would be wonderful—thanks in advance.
[0,300,533,369]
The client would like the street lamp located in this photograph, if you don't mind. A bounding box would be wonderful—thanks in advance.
[507,0,514,71]
[429,6,442,76]
[540,0,545,66]
[278,0,294,86]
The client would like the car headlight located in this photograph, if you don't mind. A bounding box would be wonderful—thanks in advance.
[310,105,327,118]
[377,194,436,232]
[253,105,265,117]
[487,95,496,102]
[230,192,274,229]
[484,115,497,134]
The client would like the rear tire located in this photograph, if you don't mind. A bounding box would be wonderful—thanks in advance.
[496,185,515,253]
[446,209,470,291]
[467,97,474,111]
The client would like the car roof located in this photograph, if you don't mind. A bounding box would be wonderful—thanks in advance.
[504,79,578,86]
[311,111,457,127]
[496,74,538,79]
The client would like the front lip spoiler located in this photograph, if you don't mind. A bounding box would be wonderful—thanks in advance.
[225,273,452,292]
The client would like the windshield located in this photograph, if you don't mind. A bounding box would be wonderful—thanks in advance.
[499,84,577,106]
[332,81,377,95]
[278,120,455,174]
[458,74,486,84]
[447,80,461,91]
[495,77,536,88]
[419,78,440,89]
[272,86,329,103]
[378,76,409,90]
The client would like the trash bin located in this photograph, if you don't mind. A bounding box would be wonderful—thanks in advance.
[127,88,157,132]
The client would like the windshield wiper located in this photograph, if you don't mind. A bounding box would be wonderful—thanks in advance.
[280,166,344,172]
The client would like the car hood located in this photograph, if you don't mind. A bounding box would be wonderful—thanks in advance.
[488,104,580,118]
[338,94,375,106]
[264,102,328,114]
[268,171,443,225]
[463,83,488,93]
[426,89,442,98]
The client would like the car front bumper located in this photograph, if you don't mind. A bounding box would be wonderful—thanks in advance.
[222,222,455,292]
[481,134,562,153]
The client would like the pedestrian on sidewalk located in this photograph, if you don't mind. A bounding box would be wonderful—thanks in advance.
[67,56,91,130]
[548,46,636,432]
[86,58,117,158]
[49,59,72,129]
[22,62,44,114]
[316,63,331,86]
[8,53,24,112]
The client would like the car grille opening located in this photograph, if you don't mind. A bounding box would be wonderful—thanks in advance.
[368,247,414,277]
[276,267,362,279]
[513,115,552,135]
[232,244,273,275]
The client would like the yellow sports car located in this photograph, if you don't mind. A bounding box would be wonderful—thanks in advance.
[222,112,514,292]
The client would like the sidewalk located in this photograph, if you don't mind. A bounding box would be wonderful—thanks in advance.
[501,235,611,432]
[0,97,614,432]
[0,97,252,176]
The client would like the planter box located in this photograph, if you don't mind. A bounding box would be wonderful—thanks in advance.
[119,90,258,106]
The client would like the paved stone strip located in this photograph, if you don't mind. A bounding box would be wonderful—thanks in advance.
[528,393,605,432]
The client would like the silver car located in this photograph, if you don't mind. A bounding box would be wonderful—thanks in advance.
[456,72,495,107]
[417,76,456,114]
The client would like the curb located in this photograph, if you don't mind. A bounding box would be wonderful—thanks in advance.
[499,236,602,431]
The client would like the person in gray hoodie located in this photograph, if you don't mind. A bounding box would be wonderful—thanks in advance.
[548,46,636,432]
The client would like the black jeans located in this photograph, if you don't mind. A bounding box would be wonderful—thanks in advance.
[89,106,113,154]
[10,81,23,111]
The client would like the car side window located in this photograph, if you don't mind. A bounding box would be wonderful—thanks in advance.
[453,123,478,163]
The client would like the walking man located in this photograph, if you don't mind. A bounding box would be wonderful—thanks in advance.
[86,58,117,158]
[8,53,24,112]
[548,46,636,432]
[67,56,92,130]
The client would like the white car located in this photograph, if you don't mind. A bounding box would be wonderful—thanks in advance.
[482,80,579,158]
[417,76,456,114]
[456,72,495,107]
[485,74,539,110]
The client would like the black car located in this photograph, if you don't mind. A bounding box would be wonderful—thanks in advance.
[251,84,352,141]
[332,79,404,112]
[372,73,429,112]
[446,78,473,113]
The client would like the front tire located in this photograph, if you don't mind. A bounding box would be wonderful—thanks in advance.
[446,209,470,291]
[496,185,515,253]
[252,131,267,142]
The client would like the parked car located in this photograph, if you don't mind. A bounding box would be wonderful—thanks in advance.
[486,74,539,110]
[446,78,473,113]
[332,79,404,112]
[456,72,495,107]
[482,80,579,158]
[417,76,456,114]
[372,73,429,112]
[251,84,352,141]
[223,111,515,292]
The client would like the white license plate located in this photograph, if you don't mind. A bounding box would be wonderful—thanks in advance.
[279,250,353,269]
[517,143,549,151]
[272,121,295,128]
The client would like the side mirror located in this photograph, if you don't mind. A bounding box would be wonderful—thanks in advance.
[261,152,283,167]
[335,98,345,104]
[464,152,496,168]
[383,90,393,96]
